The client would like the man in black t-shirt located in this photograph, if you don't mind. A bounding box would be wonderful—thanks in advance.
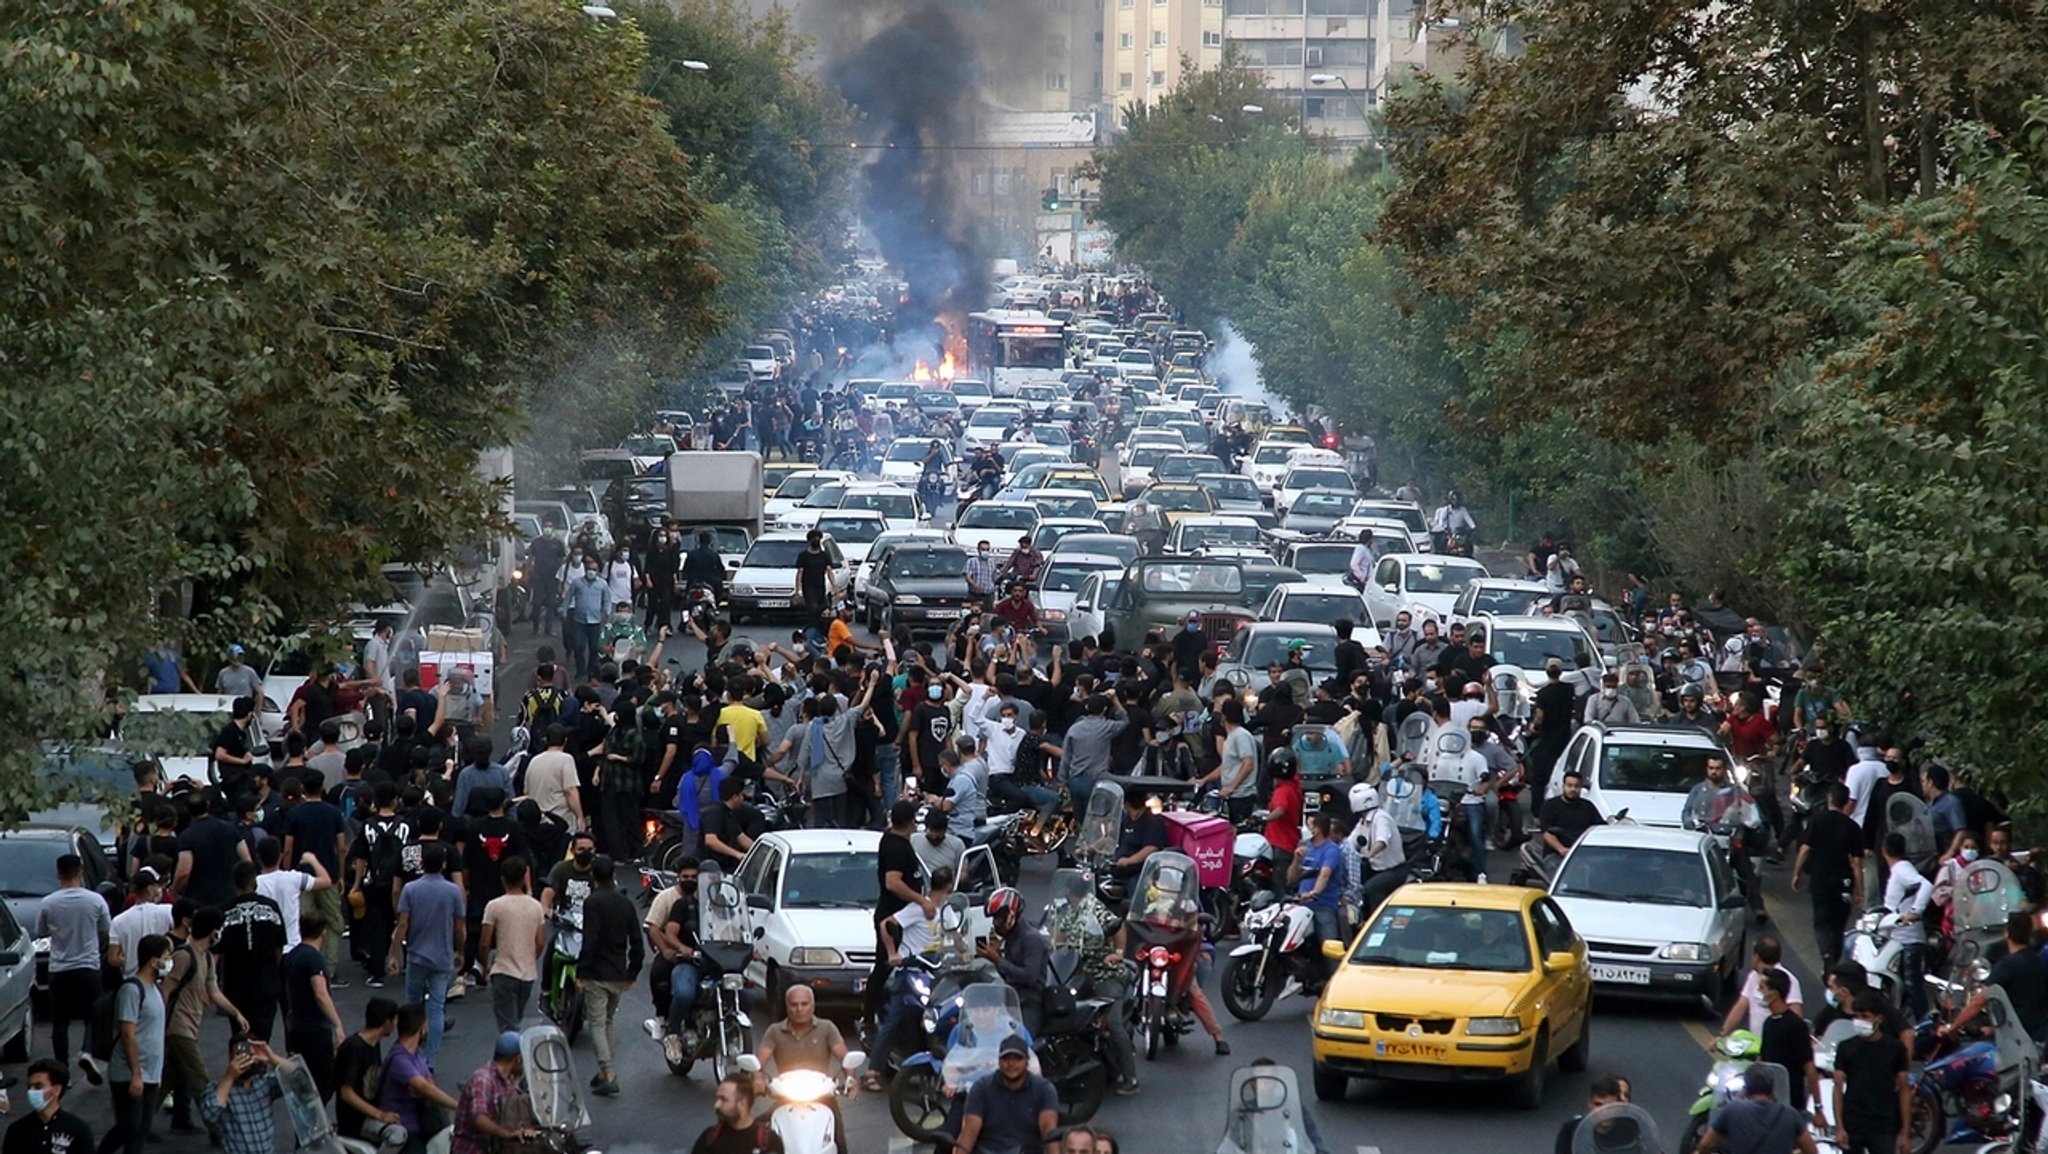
[5,1060,95,1154]
[217,860,287,1040]
[866,803,930,1023]
[282,916,344,1100]
[1949,912,2048,1048]
[1110,793,1169,882]
[907,689,953,797]
[174,793,250,911]
[1755,969,1818,1113]
[1831,991,1909,1154]
[332,998,398,1140]
[698,779,756,874]
[1792,783,1863,969]
[794,530,835,623]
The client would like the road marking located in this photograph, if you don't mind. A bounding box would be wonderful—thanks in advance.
[889,1139,914,1153]
[1358,1146,1381,1154]
[1682,1017,1717,1049]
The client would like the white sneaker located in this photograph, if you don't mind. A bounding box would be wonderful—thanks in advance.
[1475,872,1488,885]
[1278,978,1303,1002]
[642,1018,664,1041]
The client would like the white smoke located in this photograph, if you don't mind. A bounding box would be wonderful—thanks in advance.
[1208,321,1288,419]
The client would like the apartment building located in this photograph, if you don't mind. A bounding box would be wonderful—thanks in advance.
[1101,0,1228,118]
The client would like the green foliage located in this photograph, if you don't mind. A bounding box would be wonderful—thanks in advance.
[0,0,722,801]
[1781,110,2048,803]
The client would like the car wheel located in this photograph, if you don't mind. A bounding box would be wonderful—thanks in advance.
[1509,1029,1548,1110]
[1310,1062,1348,1103]
[764,963,786,1020]
[1560,1014,1590,1073]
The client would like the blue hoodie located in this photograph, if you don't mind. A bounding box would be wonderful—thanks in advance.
[676,748,724,832]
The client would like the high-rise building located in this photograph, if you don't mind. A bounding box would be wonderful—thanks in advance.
[1220,0,1377,148]
[1102,0,1227,119]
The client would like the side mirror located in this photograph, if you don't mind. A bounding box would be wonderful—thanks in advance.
[1720,890,1747,910]
[1545,950,1576,973]
[745,893,770,911]
[1379,582,1397,593]
[841,1050,868,1075]
[0,952,21,966]
[736,1054,763,1074]
[1321,940,1346,961]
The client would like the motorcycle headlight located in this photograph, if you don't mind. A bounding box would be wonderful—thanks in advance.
[720,974,746,991]
[1659,942,1707,961]
[1316,1008,1365,1029]
[1466,1017,1523,1036]
[896,594,922,605]
[787,947,844,967]
[922,1009,941,1035]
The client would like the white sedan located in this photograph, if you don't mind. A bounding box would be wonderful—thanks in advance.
[809,511,890,575]
[766,470,855,525]
[1258,582,1378,636]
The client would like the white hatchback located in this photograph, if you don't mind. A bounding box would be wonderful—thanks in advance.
[1548,824,1748,1003]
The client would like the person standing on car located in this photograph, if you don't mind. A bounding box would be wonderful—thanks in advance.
[794,530,837,627]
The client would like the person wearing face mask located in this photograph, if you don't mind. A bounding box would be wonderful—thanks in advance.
[1829,990,1910,1154]
[644,523,682,633]
[560,558,611,680]
[603,545,638,611]
[964,540,1000,608]
[540,833,600,924]
[7,1060,92,1154]
[1581,670,1639,725]
[680,530,728,609]
[982,705,1055,825]
[1801,718,1853,783]
[1944,911,2048,1048]
[1792,784,1863,969]
[644,861,702,1063]
[1720,936,1803,1036]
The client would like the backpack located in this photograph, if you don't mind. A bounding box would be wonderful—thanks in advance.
[363,815,410,888]
[90,977,144,1063]
[523,687,564,754]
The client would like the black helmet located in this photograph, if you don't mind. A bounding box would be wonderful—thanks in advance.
[1446,489,1463,503]
[1268,748,1298,779]
[1658,647,1680,663]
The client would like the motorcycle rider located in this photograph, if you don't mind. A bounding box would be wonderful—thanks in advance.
[681,531,728,608]
[980,888,1049,1034]
[1288,815,1344,990]
[752,985,852,1154]
[1692,755,1763,918]
[1428,490,1476,554]
[1005,535,1045,588]
[650,861,702,1068]
[1348,784,1407,925]
[1519,769,1604,883]
[1041,872,1139,1096]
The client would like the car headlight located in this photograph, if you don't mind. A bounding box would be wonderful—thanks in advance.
[1316,1008,1365,1029]
[786,947,844,967]
[1466,1016,1524,1036]
[734,584,756,597]
[896,594,922,605]
[1659,942,1708,961]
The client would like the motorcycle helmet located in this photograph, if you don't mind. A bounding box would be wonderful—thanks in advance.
[1679,683,1705,702]
[1658,647,1680,664]
[1268,749,1298,780]
[986,886,1024,926]
[1349,781,1379,814]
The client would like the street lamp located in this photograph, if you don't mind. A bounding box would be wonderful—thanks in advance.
[1242,104,1265,114]
[1308,73,1369,151]
[681,59,711,73]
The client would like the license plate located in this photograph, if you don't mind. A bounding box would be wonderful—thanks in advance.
[1590,963,1652,985]
[1375,1039,1447,1060]
[764,598,792,608]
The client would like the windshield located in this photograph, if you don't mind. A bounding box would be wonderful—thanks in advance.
[1471,584,1541,614]
[1288,545,1352,575]
[1128,446,1169,469]
[1404,561,1487,594]
[1181,523,1262,549]
[879,384,919,401]
[1286,469,1352,492]
[699,526,751,553]
[742,540,816,568]
[743,346,775,361]
[1253,445,1295,465]
[1155,456,1212,482]
[1600,743,1716,794]
[968,411,1016,430]
[886,441,939,463]
[1031,495,1097,519]
[620,436,672,456]
[1489,627,1594,670]
[1198,476,1260,502]
[814,516,884,544]
[0,839,69,899]
[1554,845,1710,907]
[780,853,877,909]
[1290,492,1353,517]
[1241,630,1337,669]
[894,549,969,579]
[775,474,833,500]
[953,382,991,399]
[1041,561,1120,593]
[1347,904,1532,973]
[117,710,223,757]
[1146,488,1213,513]
[1138,562,1243,596]
[1056,536,1140,565]
[959,505,1038,531]
[841,492,917,519]
[1272,591,1364,623]
[798,484,849,510]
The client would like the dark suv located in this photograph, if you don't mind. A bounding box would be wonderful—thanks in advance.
[862,542,977,634]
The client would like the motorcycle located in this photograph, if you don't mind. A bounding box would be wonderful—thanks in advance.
[279,1051,378,1154]
[682,584,720,633]
[1124,851,1203,1059]
[1679,1031,1784,1154]
[660,868,755,1080]
[521,1022,599,1154]
[1218,892,1319,1022]
[888,983,1028,1145]
[877,895,992,1095]
[1906,975,2037,1154]
[1945,859,2027,981]
[1036,947,1116,1126]
[542,910,585,1043]
[1681,778,1764,919]
[1844,908,1915,1007]
[1208,823,1276,943]
[738,1050,866,1154]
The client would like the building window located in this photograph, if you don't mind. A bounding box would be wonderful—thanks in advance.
[1093,70,1104,90]
[1093,30,1103,44]
[1203,30,1222,46]
[1150,69,1166,85]
[1305,97,1327,119]
[1118,31,1133,47]
[994,171,1012,195]
[1151,29,1165,46]
[1118,71,1133,89]
[1119,0,1133,8]
[1047,72,1067,91]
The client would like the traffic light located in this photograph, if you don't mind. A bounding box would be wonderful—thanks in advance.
[1042,187,1061,212]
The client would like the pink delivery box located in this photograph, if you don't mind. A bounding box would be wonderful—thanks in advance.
[1162,810,1233,888]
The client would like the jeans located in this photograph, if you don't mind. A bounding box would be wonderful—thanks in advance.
[1310,904,1344,984]
[872,745,900,828]
[990,775,1057,820]
[1899,942,1928,1018]
[808,793,851,830]
[665,963,701,1036]
[1460,803,1486,868]
[874,973,919,1071]
[98,1081,160,1154]
[47,967,99,1063]
[404,965,453,1069]
[1067,773,1099,813]
[1089,973,1138,1084]
[584,978,629,1074]
[489,975,533,1033]
[568,620,603,679]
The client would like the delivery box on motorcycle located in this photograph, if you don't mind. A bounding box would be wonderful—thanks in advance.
[1163,810,1233,889]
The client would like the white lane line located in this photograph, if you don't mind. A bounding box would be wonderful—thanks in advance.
[1358,1147,1381,1154]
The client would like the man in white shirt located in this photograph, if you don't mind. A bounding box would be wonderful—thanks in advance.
[254,838,331,950]
[109,868,174,976]
[1844,739,1887,827]
[1719,936,1804,1035]
[1543,546,1581,595]
[1881,832,1934,1016]
[1346,529,1377,589]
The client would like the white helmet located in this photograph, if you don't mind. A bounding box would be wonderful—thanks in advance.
[1349,782,1379,813]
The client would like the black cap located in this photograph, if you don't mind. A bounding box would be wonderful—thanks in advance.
[998,1034,1031,1057]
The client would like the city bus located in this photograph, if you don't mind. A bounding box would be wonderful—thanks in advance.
[965,309,1068,397]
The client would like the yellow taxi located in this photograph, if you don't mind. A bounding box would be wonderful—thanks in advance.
[1135,482,1215,528]
[1263,424,1313,445]
[1310,883,1591,1109]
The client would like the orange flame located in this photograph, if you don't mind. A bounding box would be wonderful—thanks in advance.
[911,359,933,382]
[939,352,957,382]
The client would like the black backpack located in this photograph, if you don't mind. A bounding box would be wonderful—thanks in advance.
[90,977,144,1063]
[523,687,564,754]
[363,815,411,888]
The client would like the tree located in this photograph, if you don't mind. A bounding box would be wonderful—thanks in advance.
[0,0,723,803]
[1781,110,2048,803]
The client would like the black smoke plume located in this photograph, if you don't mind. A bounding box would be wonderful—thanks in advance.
[824,3,989,326]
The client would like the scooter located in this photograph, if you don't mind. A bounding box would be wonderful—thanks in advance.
[1125,851,1204,1060]
[1843,909,1914,1008]
[1679,1031,1781,1154]
[1218,892,1320,1022]
[1214,1063,1317,1154]
[521,1023,599,1154]
[737,1051,866,1154]
[1570,1103,1663,1154]
[542,911,585,1043]
[279,1054,378,1154]
[1905,974,2036,1154]
[660,870,755,1080]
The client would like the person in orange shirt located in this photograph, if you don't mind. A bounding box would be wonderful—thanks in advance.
[824,601,877,662]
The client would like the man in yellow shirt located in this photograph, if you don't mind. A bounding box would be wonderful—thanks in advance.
[716,689,768,776]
